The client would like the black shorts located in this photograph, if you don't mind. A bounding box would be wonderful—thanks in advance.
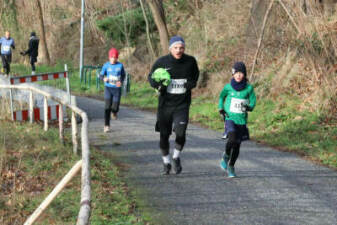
[157,106,189,136]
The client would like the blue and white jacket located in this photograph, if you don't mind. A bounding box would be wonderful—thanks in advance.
[100,62,125,88]
[0,37,15,55]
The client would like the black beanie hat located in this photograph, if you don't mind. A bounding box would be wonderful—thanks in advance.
[30,31,36,37]
[232,61,247,77]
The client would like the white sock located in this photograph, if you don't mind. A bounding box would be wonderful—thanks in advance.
[162,155,170,164]
[173,149,181,159]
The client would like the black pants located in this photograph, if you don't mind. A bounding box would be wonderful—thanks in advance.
[225,132,241,167]
[158,106,189,156]
[1,54,11,75]
[30,56,37,71]
[104,87,121,126]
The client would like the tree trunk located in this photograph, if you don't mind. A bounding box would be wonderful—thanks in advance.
[36,0,51,64]
[139,0,156,60]
[147,0,169,55]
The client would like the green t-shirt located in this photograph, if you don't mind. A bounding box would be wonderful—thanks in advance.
[218,83,256,125]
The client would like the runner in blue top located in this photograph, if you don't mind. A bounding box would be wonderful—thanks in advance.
[0,31,15,76]
[100,48,125,133]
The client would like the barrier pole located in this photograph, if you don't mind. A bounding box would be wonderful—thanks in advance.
[24,160,82,225]
[29,90,34,123]
[9,88,14,121]
[43,96,48,131]
[65,64,71,104]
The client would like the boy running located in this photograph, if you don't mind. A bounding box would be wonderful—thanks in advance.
[218,62,256,178]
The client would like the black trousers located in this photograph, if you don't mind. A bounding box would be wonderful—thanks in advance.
[30,56,37,71]
[225,132,241,167]
[104,87,121,126]
[158,106,189,156]
[1,54,11,75]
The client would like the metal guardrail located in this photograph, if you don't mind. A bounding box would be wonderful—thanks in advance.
[0,84,91,225]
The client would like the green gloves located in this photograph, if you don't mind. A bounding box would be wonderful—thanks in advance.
[151,68,171,86]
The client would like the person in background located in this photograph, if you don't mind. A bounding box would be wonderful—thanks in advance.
[21,31,39,75]
[148,36,199,175]
[100,48,125,133]
[0,31,15,76]
[218,61,256,178]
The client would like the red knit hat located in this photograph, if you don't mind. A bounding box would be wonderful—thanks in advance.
[109,48,119,59]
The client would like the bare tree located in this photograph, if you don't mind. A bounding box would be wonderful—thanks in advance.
[36,0,51,64]
[146,0,169,55]
[139,0,156,60]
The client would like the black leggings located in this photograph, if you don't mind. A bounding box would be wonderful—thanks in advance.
[158,107,189,156]
[225,132,241,167]
[104,99,119,126]
[30,56,37,71]
[1,54,11,75]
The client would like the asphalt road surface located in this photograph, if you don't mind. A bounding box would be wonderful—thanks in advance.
[77,96,337,225]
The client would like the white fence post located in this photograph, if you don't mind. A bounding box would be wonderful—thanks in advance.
[44,96,48,131]
[59,104,64,144]
[29,90,34,123]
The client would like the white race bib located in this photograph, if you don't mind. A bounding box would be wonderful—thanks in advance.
[229,98,248,113]
[167,79,187,94]
[108,75,120,84]
[2,46,10,52]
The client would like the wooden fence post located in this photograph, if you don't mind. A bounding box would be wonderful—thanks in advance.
[72,111,78,154]
[23,160,82,225]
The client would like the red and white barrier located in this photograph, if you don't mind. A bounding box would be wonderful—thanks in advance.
[10,72,67,85]
[13,105,65,121]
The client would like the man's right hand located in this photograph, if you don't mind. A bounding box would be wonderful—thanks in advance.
[103,77,108,82]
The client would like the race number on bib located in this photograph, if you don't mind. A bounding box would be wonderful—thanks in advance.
[229,98,248,113]
[167,79,187,94]
[108,75,120,85]
[2,46,10,52]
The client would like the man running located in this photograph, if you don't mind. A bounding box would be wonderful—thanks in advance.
[148,36,199,175]
[0,31,15,76]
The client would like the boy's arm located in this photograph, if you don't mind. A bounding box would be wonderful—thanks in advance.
[248,86,257,111]
[218,87,227,110]
[121,65,126,84]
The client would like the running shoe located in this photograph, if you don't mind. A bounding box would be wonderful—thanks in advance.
[103,126,110,133]
[172,157,182,174]
[111,112,118,120]
[220,154,229,171]
[227,166,236,178]
[162,163,172,175]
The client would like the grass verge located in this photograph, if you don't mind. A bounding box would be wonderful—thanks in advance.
[0,120,152,225]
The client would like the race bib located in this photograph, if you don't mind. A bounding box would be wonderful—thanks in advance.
[229,98,248,113]
[108,75,120,85]
[167,79,187,94]
[2,45,10,52]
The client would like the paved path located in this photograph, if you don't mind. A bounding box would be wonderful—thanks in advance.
[77,96,337,225]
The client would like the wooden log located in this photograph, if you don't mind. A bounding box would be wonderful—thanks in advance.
[72,111,78,154]
[76,113,91,225]
[24,160,82,225]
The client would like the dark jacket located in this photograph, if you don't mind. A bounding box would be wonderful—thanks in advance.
[25,36,39,58]
[148,53,199,109]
